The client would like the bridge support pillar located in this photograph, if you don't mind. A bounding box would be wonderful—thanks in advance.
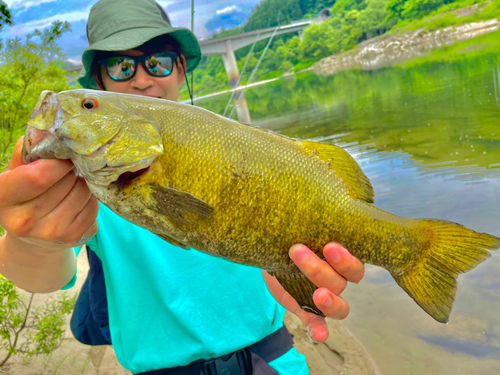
[221,40,251,123]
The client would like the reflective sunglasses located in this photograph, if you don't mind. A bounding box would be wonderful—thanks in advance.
[98,52,179,81]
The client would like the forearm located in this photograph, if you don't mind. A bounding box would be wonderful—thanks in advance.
[0,234,77,293]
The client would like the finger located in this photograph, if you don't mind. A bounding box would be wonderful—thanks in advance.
[32,193,99,246]
[54,179,97,229]
[262,270,329,342]
[6,137,25,171]
[305,314,329,342]
[66,196,99,245]
[18,167,79,222]
[313,287,350,320]
[0,159,75,204]
[289,244,347,295]
[34,178,96,244]
[323,242,365,284]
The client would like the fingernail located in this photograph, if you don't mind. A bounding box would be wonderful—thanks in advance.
[290,247,307,262]
[323,294,333,307]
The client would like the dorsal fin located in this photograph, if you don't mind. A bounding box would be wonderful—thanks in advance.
[302,140,375,203]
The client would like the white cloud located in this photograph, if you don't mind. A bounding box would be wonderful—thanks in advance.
[7,7,92,36]
[67,57,81,64]
[216,5,240,16]
[4,0,57,9]
[156,0,174,7]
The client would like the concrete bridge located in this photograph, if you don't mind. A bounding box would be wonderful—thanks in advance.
[67,18,322,121]
[201,18,321,121]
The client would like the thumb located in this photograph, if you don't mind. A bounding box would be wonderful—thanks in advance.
[6,137,26,171]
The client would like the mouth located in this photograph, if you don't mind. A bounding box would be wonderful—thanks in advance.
[112,166,151,187]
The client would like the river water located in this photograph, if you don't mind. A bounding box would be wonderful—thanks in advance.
[198,29,500,374]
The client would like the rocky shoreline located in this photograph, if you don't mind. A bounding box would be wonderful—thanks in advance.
[312,18,500,76]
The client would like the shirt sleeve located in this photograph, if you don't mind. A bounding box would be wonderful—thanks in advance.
[61,246,83,290]
[61,232,100,290]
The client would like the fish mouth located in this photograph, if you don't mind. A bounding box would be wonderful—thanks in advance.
[111,166,151,187]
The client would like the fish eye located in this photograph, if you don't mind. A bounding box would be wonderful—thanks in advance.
[82,98,99,110]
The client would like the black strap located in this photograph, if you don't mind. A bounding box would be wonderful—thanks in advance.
[248,324,294,363]
[136,325,294,375]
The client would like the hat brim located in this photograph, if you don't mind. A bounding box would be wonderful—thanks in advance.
[78,27,201,89]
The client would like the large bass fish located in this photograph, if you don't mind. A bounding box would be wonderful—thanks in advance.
[23,90,499,323]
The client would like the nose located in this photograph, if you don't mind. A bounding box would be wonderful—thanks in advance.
[130,63,154,90]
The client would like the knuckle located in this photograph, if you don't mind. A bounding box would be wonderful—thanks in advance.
[307,262,324,280]
[7,213,35,237]
[39,222,65,243]
[27,166,53,189]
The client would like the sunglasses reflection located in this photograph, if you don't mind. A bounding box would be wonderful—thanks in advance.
[109,57,171,80]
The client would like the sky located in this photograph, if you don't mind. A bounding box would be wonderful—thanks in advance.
[0,0,261,64]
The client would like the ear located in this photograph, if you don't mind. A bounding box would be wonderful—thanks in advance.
[177,55,187,86]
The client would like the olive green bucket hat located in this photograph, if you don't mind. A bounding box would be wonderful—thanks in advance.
[78,0,201,89]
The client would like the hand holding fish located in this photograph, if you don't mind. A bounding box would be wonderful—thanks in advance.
[0,137,99,292]
[264,242,364,342]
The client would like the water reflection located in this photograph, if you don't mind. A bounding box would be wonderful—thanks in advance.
[196,30,500,374]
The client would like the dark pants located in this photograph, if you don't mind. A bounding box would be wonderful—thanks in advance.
[70,247,111,345]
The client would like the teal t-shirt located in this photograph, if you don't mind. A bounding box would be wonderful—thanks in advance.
[72,204,309,374]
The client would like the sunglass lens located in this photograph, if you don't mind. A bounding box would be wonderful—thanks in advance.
[146,53,174,77]
[105,57,136,80]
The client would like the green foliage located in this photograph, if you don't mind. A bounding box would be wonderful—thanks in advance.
[0,21,72,171]
[388,0,500,32]
[211,27,243,39]
[386,0,457,22]
[0,275,76,367]
[244,0,336,32]
[0,1,12,33]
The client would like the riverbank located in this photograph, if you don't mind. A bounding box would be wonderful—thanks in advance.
[312,18,500,75]
[1,249,380,375]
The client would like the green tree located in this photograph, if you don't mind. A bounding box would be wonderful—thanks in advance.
[0,21,72,171]
[385,0,457,22]
[0,0,12,32]
[0,275,76,367]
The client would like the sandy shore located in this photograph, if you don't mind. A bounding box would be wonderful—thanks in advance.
[1,249,380,375]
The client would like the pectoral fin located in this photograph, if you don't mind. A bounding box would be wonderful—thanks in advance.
[268,271,324,317]
[302,140,375,203]
[149,184,214,228]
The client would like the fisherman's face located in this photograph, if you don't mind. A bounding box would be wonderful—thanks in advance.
[99,49,186,102]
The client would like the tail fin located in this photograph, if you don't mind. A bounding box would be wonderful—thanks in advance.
[393,220,499,323]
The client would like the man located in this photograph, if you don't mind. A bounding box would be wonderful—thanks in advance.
[0,1,364,374]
